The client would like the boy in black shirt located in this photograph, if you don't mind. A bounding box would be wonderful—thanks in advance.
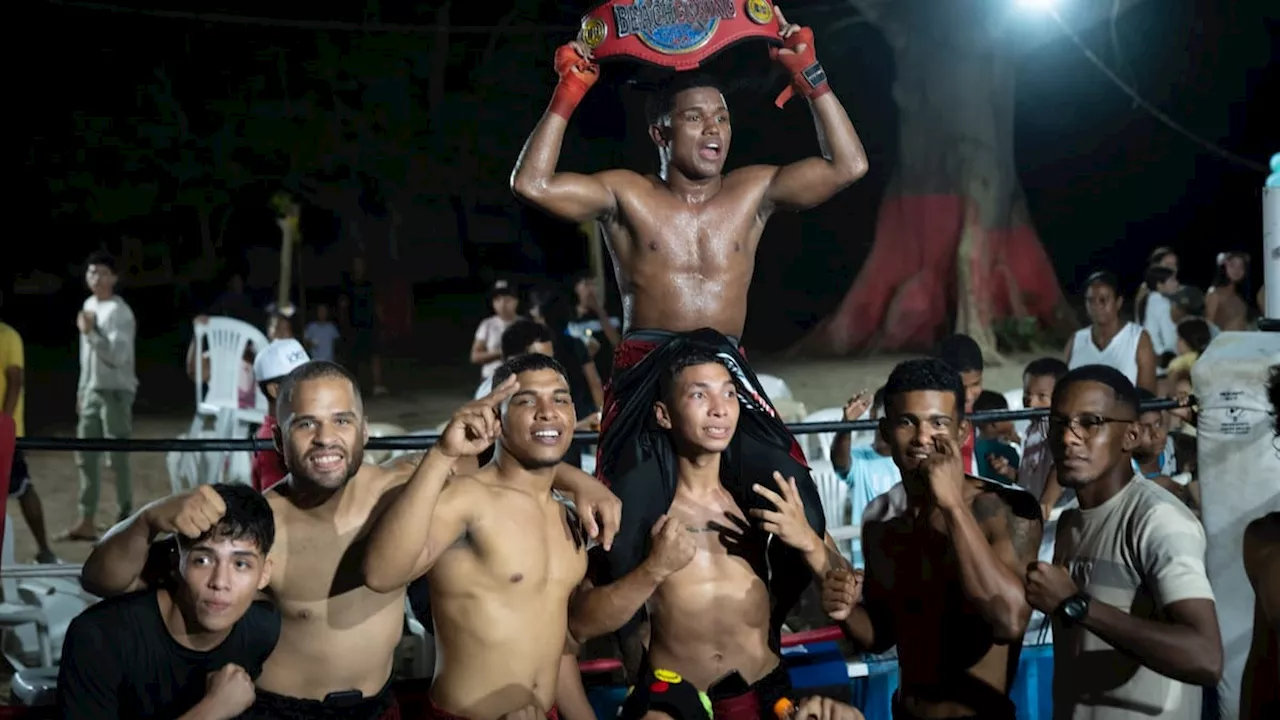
[58,483,280,720]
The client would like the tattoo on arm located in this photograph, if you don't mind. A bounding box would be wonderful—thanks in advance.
[974,492,1042,564]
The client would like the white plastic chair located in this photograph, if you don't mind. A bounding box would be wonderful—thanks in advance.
[801,407,874,465]
[755,374,793,402]
[1,519,98,671]
[808,460,858,550]
[177,317,268,489]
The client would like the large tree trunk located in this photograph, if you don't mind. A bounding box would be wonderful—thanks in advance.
[793,10,1071,358]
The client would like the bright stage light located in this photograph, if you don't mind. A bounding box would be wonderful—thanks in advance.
[1016,0,1060,11]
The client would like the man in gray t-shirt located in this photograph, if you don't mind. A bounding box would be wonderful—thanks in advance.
[1026,365,1221,720]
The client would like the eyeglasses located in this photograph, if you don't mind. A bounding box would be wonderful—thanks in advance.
[1047,413,1132,440]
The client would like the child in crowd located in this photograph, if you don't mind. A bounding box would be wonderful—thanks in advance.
[59,484,280,719]
[973,390,1021,482]
[1133,388,1199,517]
[1013,358,1070,518]
[250,339,310,493]
[1166,316,1213,378]
[934,333,984,474]
[303,303,341,363]
[829,387,902,567]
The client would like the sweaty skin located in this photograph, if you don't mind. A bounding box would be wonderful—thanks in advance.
[512,39,868,338]
[833,390,1042,719]
[363,370,590,719]
[569,362,844,689]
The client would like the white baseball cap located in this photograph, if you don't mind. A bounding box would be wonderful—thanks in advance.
[253,339,311,383]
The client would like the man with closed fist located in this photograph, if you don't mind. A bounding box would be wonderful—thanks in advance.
[58,483,279,719]
[822,358,1043,720]
[569,351,847,720]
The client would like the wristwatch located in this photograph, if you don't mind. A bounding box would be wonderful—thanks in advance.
[1056,592,1092,627]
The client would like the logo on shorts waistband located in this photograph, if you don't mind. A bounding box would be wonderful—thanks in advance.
[611,0,738,55]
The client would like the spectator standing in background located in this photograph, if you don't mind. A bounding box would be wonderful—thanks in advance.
[63,251,138,541]
[470,280,521,380]
[0,291,58,562]
[303,304,340,363]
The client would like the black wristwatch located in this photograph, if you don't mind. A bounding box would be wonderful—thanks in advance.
[1056,592,1092,627]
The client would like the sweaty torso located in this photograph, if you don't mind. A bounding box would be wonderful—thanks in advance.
[428,472,589,719]
[258,466,410,699]
[865,495,1017,718]
[601,168,774,338]
[647,486,776,690]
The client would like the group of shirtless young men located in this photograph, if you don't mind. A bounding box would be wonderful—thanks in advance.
[52,10,1275,720]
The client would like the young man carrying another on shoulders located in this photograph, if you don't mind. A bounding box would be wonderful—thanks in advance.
[822,358,1043,720]
[59,483,279,720]
[569,350,848,720]
[364,354,593,720]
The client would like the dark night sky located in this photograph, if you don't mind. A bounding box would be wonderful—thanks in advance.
[12,0,1279,352]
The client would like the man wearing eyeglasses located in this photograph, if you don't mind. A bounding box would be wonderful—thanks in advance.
[1026,364,1222,720]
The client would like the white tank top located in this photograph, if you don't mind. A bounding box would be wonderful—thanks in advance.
[1069,322,1144,384]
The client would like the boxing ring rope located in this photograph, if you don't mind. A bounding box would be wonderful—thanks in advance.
[13,401,1180,452]
[2,402,1176,678]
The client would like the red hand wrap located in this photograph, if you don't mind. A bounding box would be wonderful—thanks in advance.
[770,27,830,108]
[549,44,599,120]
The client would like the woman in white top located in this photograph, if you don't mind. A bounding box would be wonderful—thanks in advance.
[1065,270,1158,392]
[470,280,521,378]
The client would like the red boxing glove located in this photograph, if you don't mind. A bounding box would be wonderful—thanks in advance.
[549,43,600,120]
[770,27,830,108]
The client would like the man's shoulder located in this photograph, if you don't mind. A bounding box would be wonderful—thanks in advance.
[69,589,156,639]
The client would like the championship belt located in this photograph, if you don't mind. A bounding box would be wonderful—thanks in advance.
[578,0,782,71]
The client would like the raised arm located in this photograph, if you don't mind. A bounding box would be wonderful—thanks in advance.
[927,436,1037,642]
[364,452,478,593]
[761,11,868,214]
[364,381,517,592]
[81,485,227,597]
[511,42,619,224]
[969,493,1043,641]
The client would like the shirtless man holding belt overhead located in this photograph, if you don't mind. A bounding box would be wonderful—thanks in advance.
[511,6,869,647]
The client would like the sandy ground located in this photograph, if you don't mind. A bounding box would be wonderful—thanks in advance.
[1,352,1039,703]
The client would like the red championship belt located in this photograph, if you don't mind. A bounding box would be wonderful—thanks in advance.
[579,0,782,71]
